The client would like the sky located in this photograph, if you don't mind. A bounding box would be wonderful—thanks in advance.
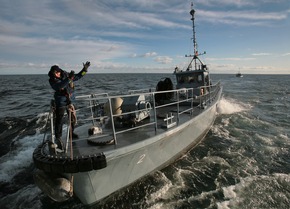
[0,0,289,75]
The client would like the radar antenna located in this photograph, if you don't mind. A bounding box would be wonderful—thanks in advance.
[185,2,206,71]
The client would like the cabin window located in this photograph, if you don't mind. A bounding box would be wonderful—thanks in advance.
[177,75,196,84]
[188,75,195,83]
[197,74,203,83]
[177,76,183,83]
[177,76,187,83]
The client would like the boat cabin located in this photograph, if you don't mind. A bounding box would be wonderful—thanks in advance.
[174,64,210,97]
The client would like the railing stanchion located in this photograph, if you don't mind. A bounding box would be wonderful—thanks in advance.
[191,89,194,116]
[108,98,117,145]
[89,94,96,126]
[152,93,158,134]
[177,91,180,125]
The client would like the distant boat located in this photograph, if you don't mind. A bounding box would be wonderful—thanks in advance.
[236,71,243,77]
[32,4,222,206]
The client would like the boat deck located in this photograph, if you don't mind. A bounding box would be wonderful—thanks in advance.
[70,105,201,156]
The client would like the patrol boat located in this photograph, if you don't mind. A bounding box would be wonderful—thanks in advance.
[33,6,222,206]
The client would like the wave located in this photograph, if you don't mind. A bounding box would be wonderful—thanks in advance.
[0,184,42,209]
[0,134,40,182]
[218,97,252,115]
[145,168,192,207]
[0,113,49,182]
[218,174,290,209]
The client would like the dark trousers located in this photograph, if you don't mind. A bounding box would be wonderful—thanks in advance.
[55,106,75,139]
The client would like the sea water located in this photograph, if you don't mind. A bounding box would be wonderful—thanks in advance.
[0,73,290,209]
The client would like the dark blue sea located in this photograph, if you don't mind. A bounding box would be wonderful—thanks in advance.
[1,73,290,209]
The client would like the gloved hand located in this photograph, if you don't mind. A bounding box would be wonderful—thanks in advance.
[69,70,75,80]
[83,61,90,72]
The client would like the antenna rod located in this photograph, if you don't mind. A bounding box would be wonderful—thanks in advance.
[189,3,197,70]
[190,3,197,56]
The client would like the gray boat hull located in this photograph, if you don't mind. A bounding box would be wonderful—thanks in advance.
[73,99,219,205]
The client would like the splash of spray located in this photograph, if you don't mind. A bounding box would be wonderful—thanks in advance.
[218,97,252,115]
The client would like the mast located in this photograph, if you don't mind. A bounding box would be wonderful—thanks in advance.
[190,3,197,57]
[185,3,206,71]
[185,3,198,70]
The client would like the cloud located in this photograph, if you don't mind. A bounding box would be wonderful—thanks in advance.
[251,53,272,56]
[0,34,133,65]
[196,0,255,7]
[131,52,157,58]
[206,57,256,61]
[282,53,290,56]
[154,56,173,64]
[143,52,157,57]
[249,66,274,70]
[198,8,289,26]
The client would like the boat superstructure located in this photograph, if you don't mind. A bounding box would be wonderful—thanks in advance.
[174,6,211,98]
[32,5,223,206]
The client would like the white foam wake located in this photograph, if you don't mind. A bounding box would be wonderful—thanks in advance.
[217,174,290,209]
[0,113,47,182]
[218,97,251,115]
[0,134,41,182]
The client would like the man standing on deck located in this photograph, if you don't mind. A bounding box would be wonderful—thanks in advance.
[48,61,90,149]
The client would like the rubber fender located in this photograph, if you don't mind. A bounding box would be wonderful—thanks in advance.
[40,156,54,173]
[32,144,44,168]
[33,141,108,173]
[33,152,45,170]
[64,158,79,173]
[33,143,50,171]
[38,156,51,172]
[78,157,93,172]
[92,154,107,170]
[50,156,67,173]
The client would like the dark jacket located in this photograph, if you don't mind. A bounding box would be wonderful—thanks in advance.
[48,67,87,107]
